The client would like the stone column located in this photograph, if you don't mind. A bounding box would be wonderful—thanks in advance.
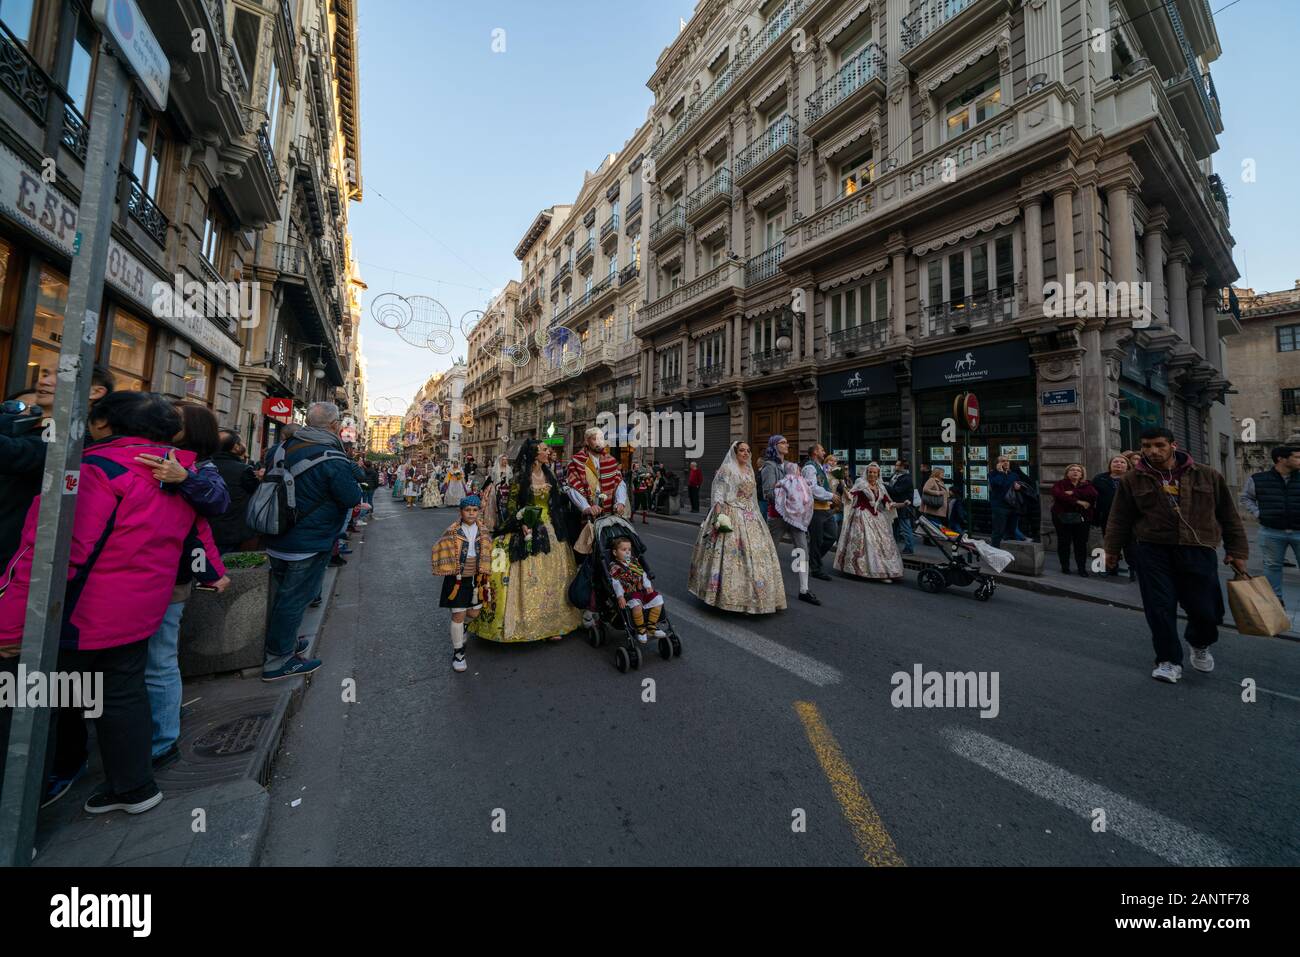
[1143,206,1168,327]
[885,0,912,166]
[1187,271,1207,356]
[1022,0,1064,86]
[1053,188,1076,283]
[795,48,817,218]
[1203,291,1223,372]
[1166,240,1191,343]
[801,285,815,360]
[891,247,907,342]
[1105,181,1137,285]
[731,311,743,377]
[1022,196,1044,304]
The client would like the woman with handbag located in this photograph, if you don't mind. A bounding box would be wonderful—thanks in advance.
[989,456,1030,547]
[920,466,951,522]
[1050,463,1098,576]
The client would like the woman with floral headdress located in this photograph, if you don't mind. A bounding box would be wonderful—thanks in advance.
[469,439,582,642]
[687,441,786,614]
[835,462,904,582]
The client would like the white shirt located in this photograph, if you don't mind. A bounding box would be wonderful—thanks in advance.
[461,522,478,558]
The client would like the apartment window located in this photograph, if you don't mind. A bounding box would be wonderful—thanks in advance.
[752,313,779,354]
[838,24,873,65]
[706,240,724,270]
[584,275,593,295]
[658,346,682,381]
[924,233,1014,307]
[265,60,283,145]
[611,199,620,219]
[667,266,682,290]
[231,8,261,90]
[632,233,641,269]
[1277,324,1300,352]
[201,204,223,266]
[608,255,618,278]
[763,209,785,250]
[1284,388,1300,416]
[828,277,889,335]
[839,151,875,197]
[0,0,36,44]
[129,101,167,201]
[66,14,97,116]
[697,329,727,372]
[942,72,1002,141]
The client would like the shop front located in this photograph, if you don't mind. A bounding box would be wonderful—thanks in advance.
[911,339,1039,538]
[652,398,688,480]
[818,363,901,483]
[689,393,730,497]
[1118,342,1168,453]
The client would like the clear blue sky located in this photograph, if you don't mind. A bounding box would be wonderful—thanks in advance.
[349,0,1296,412]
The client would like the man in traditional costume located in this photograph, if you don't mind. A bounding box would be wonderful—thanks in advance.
[565,426,630,626]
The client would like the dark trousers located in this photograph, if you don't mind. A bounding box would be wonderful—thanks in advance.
[266,553,332,666]
[1131,543,1223,666]
[1053,516,1090,572]
[808,508,832,574]
[688,485,700,512]
[0,641,154,798]
[990,506,1022,547]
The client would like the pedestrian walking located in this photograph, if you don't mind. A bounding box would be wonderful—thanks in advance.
[1050,464,1098,576]
[759,434,821,605]
[802,444,837,581]
[1092,454,1135,579]
[835,463,904,582]
[1103,427,1248,684]
[261,402,362,682]
[687,461,703,513]
[886,458,915,554]
[1240,444,1300,606]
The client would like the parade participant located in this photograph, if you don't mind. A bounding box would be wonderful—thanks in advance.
[443,465,468,503]
[687,462,703,513]
[759,434,820,605]
[688,441,786,614]
[404,467,421,509]
[481,454,512,531]
[802,444,837,581]
[773,461,813,538]
[422,469,444,508]
[432,495,493,673]
[835,463,904,582]
[631,462,654,524]
[470,440,582,643]
[608,536,666,642]
[391,461,406,501]
[566,426,629,521]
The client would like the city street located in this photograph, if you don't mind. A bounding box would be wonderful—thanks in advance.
[262,496,1300,867]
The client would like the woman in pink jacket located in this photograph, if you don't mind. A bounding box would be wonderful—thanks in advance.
[0,391,224,815]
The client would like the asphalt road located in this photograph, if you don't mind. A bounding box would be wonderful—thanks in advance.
[261,496,1300,866]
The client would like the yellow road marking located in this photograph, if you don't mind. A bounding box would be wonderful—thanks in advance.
[794,700,905,867]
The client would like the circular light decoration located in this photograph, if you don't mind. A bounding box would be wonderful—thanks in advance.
[371,292,411,331]
[539,325,585,380]
[373,397,391,413]
[461,410,475,429]
[460,310,484,339]
[501,318,533,368]
[420,400,440,422]
[396,295,454,354]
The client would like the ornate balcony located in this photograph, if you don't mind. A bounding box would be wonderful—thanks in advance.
[751,349,789,374]
[804,44,885,138]
[575,237,596,272]
[639,260,745,336]
[923,285,1018,337]
[829,320,889,356]
[62,103,88,163]
[735,115,796,187]
[697,363,726,387]
[685,167,732,225]
[656,375,682,396]
[125,176,169,247]
[900,0,1015,70]
[600,213,620,247]
[745,243,785,286]
[619,263,640,286]
[257,122,281,194]
[649,203,685,251]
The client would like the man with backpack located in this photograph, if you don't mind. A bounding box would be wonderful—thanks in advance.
[253,402,362,681]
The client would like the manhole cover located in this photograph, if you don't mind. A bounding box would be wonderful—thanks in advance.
[192,714,269,757]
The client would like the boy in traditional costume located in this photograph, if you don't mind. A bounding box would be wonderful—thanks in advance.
[431,495,493,673]
[608,536,666,643]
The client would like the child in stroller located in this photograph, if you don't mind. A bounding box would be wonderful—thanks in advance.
[913,513,998,602]
[583,515,682,672]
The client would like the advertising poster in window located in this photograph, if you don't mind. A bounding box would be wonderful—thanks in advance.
[968,445,988,461]
[833,449,848,461]
[970,465,988,481]
[855,448,871,462]
[930,446,952,462]
[1001,444,1029,461]
[971,484,989,501]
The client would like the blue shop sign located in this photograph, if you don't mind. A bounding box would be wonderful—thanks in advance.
[818,363,897,401]
[911,339,1033,390]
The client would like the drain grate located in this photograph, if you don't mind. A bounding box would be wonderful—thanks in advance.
[192,713,270,757]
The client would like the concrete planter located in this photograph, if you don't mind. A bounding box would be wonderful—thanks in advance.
[179,555,268,678]
[998,539,1045,577]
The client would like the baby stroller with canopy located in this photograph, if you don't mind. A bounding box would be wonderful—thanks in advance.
[913,513,998,601]
[575,514,683,672]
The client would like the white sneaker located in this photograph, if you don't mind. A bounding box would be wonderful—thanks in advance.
[635,632,648,645]
[1151,661,1182,683]
[452,650,467,673]
[1189,647,1215,672]
[652,627,668,638]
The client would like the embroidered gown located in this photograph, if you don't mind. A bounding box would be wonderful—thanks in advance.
[443,470,468,503]
[422,479,444,508]
[834,480,904,580]
[687,468,786,614]
[470,481,582,642]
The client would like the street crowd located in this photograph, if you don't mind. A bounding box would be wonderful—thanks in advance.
[0,370,1279,819]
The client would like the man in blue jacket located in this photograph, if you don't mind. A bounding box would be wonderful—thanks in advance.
[262,402,362,681]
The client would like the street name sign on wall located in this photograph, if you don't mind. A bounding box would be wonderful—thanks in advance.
[92,0,169,111]
[1041,388,1078,408]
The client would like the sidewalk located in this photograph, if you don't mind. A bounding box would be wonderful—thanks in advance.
[31,564,342,866]
[649,510,1300,640]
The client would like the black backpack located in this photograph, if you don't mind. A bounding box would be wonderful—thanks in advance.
[246,441,348,536]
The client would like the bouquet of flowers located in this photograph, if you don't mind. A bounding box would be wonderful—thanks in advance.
[711,511,734,540]
[516,505,544,554]
[830,466,847,482]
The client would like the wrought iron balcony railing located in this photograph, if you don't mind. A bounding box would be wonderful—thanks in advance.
[600,213,620,243]
[627,193,643,219]
[924,284,1018,336]
[736,115,796,180]
[125,175,168,247]
[697,363,726,385]
[828,320,888,353]
[575,237,595,265]
[619,263,640,285]
[746,243,785,286]
[257,122,280,193]
[751,348,789,374]
[650,204,685,244]
[62,103,88,162]
[805,43,885,124]
[656,375,682,395]
[902,0,978,51]
[686,167,732,219]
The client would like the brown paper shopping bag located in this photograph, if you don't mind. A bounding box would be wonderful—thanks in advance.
[1226,573,1291,637]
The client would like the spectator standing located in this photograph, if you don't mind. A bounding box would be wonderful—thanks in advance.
[687,461,703,513]
[1050,464,1098,576]
[989,456,1031,547]
[1104,427,1248,684]
[261,402,362,682]
[1092,454,1135,579]
[1240,445,1300,606]
[885,458,915,555]
[920,465,952,522]
[211,430,260,553]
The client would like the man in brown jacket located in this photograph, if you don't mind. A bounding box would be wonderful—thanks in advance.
[1104,427,1248,684]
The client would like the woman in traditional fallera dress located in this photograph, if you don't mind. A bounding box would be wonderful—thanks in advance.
[422,469,444,508]
[443,467,467,503]
[687,441,787,614]
[835,463,904,582]
[469,440,583,643]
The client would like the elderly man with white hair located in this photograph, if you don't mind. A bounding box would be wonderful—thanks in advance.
[260,401,362,682]
[565,425,629,520]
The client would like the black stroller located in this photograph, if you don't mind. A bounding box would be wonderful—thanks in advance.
[913,513,998,601]
[581,515,683,672]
